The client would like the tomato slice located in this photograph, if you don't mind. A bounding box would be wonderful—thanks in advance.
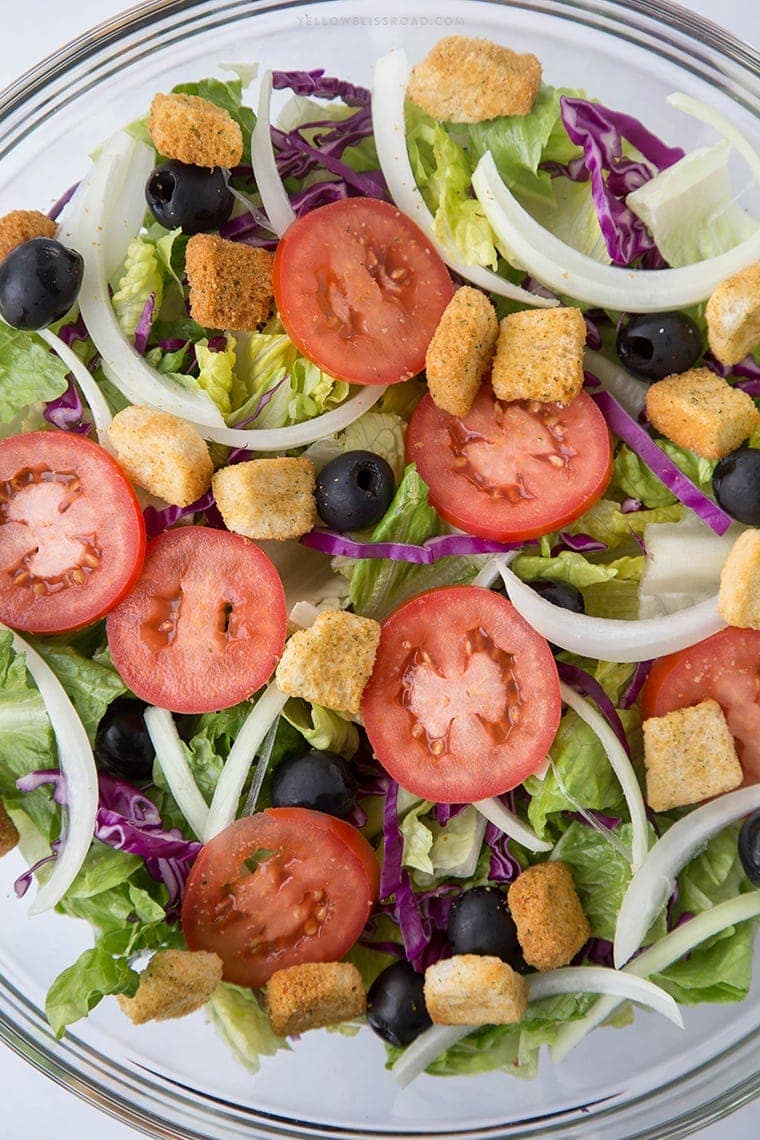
[182,808,380,987]
[362,586,561,802]
[273,198,454,386]
[641,627,760,784]
[106,526,286,714]
[0,431,145,634]
[407,388,612,541]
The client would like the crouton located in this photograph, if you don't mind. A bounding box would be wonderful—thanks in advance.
[643,699,743,812]
[407,36,541,123]
[719,529,760,629]
[491,307,586,405]
[108,405,213,507]
[423,955,528,1026]
[266,962,365,1036]
[148,92,243,168]
[646,368,759,460]
[425,286,498,416]
[0,210,57,262]
[275,608,381,715]
[117,950,223,1025]
[212,457,317,541]
[706,261,760,366]
[185,234,274,331]
[0,800,19,858]
[508,862,590,972]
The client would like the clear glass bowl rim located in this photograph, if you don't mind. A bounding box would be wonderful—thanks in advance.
[0,1,757,1138]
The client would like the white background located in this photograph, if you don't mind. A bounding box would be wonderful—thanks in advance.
[0,1,758,1137]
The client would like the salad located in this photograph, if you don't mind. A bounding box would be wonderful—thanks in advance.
[0,32,759,1086]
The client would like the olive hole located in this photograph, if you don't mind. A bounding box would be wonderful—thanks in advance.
[356,468,373,492]
[629,336,654,361]
[151,172,175,205]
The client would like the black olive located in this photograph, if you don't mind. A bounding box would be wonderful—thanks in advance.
[0,238,83,330]
[616,311,702,382]
[269,749,357,818]
[712,447,760,526]
[739,810,760,887]
[315,451,395,531]
[525,579,585,654]
[447,887,526,971]
[145,161,234,234]
[95,697,155,782]
[367,961,432,1046]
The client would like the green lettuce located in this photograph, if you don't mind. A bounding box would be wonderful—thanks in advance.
[529,174,609,261]
[30,637,126,745]
[0,631,58,837]
[112,238,164,339]
[207,983,288,1073]
[0,321,69,423]
[282,698,358,760]
[652,922,756,1004]
[611,442,716,510]
[566,497,684,544]
[196,336,237,415]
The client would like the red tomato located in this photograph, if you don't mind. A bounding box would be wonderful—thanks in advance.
[0,431,145,634]
[407,388,612,541]
[362,586,561,802]
[273,198,454,386]
[641,627,760,784]
[107,526,286,714]
[182,808,380,987]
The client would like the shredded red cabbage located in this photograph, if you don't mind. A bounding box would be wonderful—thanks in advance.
[431,802,468,826]
[43,377,91,435]
[48,181,80,222]
[592,389,733,535]
[704,351,760,387]
[583,369,602,390]
[271,125,388,200]
[620,659,653,710]
[557,662,632,757]
[143,489,217,539]
[551,532,607,556]
[301,530,523,563]
[272,69,370,108]
[379,780,403,899]
[134,293,156,355]
[574,937,615,967]
[58,313,89,347]
[14,839,62,899]
[484,823,521,884]
[621,497,643,514]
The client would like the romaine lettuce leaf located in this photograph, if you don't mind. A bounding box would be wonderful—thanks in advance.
[282,698,358,760]
[207,983,288,1073]
[196,336,237,415]
[30,638,126,745]
[111,238,164,339]
[0,631,58,836]
[0,321,69,424]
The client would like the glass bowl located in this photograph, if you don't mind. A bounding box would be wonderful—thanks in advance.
[0,1,758,1137]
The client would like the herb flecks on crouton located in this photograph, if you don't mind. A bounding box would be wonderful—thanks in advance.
[266,962,365,1036]
[0,210,57,262]
[719,529,760,629]
[491,307,586,406]
[508,862,590,972]
[185,234,274,331]
[275,609,381,716]
[706,261,760,366]
[212,457,317,542]
[423,955,528,1025]
[148,92,243,168]
[108,405,213,507]
[407,36,541,123]
[643,699,743,812]
[117,950,223,1025]
[425,286,498,417]
[646,367,759,460]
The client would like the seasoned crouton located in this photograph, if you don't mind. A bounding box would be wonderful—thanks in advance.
[407,36,541,123]
[646,368,759,460]
[148,92,243,168]
[118,950,223,1025]
[0,800,19,858]
[275,608,381,715]
[706,261,760,366]
[491,307,586,405]
[108,405,213,507]
[425,286,498,416]
[0,210,57,262]
[424,955,528,1026]
[212,457,317,541]
[508,862,590,972]
[643,700,743,812]
[719,529,760,629]
[266,962,365,1036]
[186,234,274,331]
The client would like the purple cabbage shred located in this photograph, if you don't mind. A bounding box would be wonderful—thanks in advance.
[557,661,632,757]
[551,532,607,556]
[43,378,91,436]
[620,660,653,710]
[58,313,88,348]
[143,488,217,539]
[484,823,521,884]
[133,294,156,355]
[48,182,80,222]
[272,70,371,109]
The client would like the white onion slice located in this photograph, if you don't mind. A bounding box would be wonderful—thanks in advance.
[552,893,760,1061]
[205,683,288,841]
[497,559,724,663]
[584,350,649,417]
[241,717,281,817]
[251,70,296,237]
[372,50,556,309]
[614,784,760,967]
[144,707,209,841]
[67,132,226,429]
[288,600,321,629]
[38,328,113,449]
[471,553,515,588]
[3,626,98,915]
[527,967,683,1027]
[391,1024,472,1088]
[472,150,760,312]
[474,796,552,854]
[559,682,649,871]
